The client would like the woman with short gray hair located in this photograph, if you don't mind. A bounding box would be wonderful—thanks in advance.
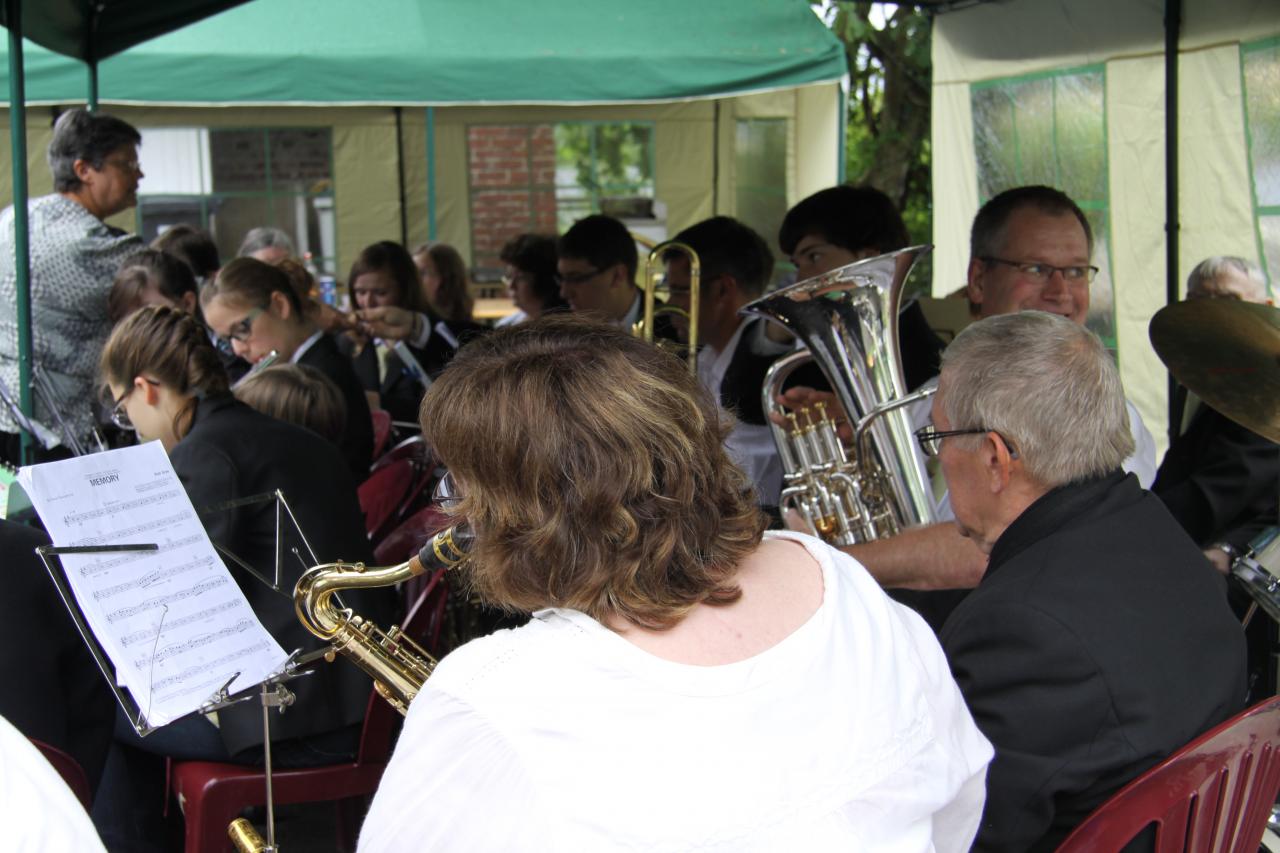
[0,108,144,463]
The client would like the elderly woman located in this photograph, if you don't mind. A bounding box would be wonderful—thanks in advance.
[0,108,144,462]
[202,257,373,480]
[358,316,992,852]
[495,233,568,326]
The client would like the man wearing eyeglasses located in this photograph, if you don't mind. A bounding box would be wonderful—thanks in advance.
[787,186,1157,596]
[922,310,1244,851]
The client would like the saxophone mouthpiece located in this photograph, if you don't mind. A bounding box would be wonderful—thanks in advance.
[416,523,473,573]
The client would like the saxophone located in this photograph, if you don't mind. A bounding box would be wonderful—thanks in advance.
[741,246,937,546]
[293,524,472,715]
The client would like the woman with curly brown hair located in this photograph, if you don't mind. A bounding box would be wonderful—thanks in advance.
[359,316,992,852]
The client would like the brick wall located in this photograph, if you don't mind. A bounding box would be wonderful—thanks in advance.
[468,124,559,274]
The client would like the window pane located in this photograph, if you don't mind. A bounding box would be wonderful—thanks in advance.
[137,197,206,246]
[1244,44,1280,207]
[1260,215,1280,290]
[735,119,787,258]
[268,129,332,193]
[1055,73,1107,203]
[210,130,266,193]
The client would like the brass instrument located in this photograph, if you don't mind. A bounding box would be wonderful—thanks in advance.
[293,524,472,715]
[228,817,270,852]
[742,246,936,546]
[636,241,700,373]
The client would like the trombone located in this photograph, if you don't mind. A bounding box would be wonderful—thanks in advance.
[636,240,700,374]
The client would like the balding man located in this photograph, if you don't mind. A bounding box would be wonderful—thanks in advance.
[929,311,1244,851]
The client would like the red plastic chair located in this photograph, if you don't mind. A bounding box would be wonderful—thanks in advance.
[169,567,450,853]
[1057,697,1280,852]
[369,435,432,474]
[29,738,92,811]
[372,505,451,566]
[357,458,416,542]
[370,409,393,460]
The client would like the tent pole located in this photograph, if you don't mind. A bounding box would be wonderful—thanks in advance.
[87,60,98,111]
[1164,0,1182,446]
[394,107,407,247]
[6,0,33,464]
[837,74,849,184]
[425,107,436,241]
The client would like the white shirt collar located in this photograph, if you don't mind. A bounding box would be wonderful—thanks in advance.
[289,329,325,364]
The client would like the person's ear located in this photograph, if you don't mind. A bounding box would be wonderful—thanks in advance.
[135,376,160,406]
[72,158,96,186]
[966,257,987,307]
[984,431,1017,493]
[271,289,293,320]
[180,291,198,314]
[610,263,631,291]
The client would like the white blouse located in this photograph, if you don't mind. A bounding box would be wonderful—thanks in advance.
[359,531,992,852]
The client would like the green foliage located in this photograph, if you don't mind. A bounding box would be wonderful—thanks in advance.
[555,123,653,194]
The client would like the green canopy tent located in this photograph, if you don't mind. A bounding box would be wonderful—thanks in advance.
[0,0,251,461]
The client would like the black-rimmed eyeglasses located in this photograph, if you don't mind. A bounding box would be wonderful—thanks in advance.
[981,256,1099,283]
[914,425,1019,459]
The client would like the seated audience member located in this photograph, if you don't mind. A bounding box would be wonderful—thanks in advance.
[96,306,390,849]
[1155,256,1277,570]
[107,249,199,325]
[237,226,294,265]
[358,316,993,851]
[150,223,221,285]
[556,214,676,343]
[201,257,373,481]
[233,363,347,447]
[928,310,1245,851]
[0,519,114,796]
[349,241,458,422]
[496,233,567,326]
[778,184,946,391]
[411,242,485,345]
[663,216,790,507]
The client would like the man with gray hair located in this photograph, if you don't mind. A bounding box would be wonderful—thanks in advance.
[1185,255,1268,303]
[237,226,294,265]
[928,310,1244,851]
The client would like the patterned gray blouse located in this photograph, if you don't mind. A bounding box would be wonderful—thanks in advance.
[0,194,142,445]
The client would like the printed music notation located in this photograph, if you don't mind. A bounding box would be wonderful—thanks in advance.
[18,442,287,729]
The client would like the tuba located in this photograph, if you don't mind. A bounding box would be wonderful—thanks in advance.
[741,246,936,546]
[293,523,472,715]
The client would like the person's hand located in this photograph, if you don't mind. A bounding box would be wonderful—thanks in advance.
[771,386,852,443]
[354,306,419,342]
[1204,546,1233,574]
[313,301,354,335]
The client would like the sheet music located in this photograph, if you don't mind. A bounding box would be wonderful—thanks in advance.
[18,442,287,728]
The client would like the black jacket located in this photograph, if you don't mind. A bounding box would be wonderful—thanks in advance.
[296,333,374,480]
[941,472,1246,852]
[1152,401,1279,551]
[169,394,391,755]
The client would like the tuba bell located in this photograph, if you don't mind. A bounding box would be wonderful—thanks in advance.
[741,246,936,546]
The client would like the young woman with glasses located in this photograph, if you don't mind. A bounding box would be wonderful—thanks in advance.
[201,257,374,481]
[95,305,391,847]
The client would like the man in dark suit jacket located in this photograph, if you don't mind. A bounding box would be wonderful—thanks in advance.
[664,216,790,507]
[930,311,1245,851]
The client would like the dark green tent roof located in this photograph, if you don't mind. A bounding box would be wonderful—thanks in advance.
[0,0,846,105]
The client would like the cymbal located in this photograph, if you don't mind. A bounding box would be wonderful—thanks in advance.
[1149,300,1280,443]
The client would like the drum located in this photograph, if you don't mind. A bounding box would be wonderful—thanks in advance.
[1231,527,1280,624]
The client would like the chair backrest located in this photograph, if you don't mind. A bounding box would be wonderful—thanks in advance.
[29,738,92,811]
[357,457,416,540]
[371,409,393,459]
[354,566,449,765]
[370,435,432,474]
[1057,697,1280,853]
[373,504,451,566]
